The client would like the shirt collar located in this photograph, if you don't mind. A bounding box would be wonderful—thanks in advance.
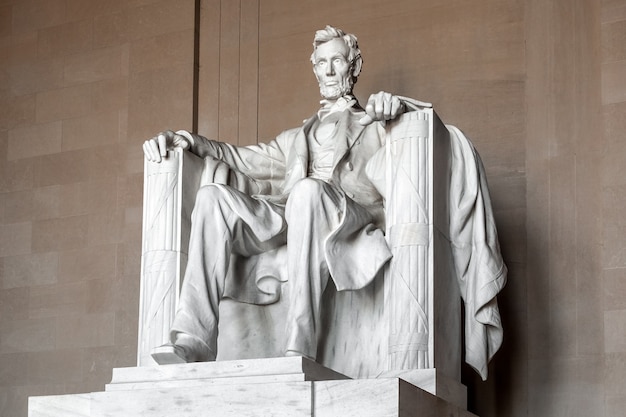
[318,95,357,120]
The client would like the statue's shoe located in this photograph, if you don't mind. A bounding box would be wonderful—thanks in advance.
[284,350,316,361]
[151,334,216,364]
[150,343,190,364]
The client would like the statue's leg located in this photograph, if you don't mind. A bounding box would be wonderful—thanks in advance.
[164,184,286,363]
[283,178,344,359]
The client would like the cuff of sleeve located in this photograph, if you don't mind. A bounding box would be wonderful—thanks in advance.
[396,95,433,110]
[175,129,195,147]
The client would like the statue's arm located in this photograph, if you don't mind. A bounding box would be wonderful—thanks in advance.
[143,129,289,194]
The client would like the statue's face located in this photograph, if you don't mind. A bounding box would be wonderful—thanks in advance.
[312,38,353,100]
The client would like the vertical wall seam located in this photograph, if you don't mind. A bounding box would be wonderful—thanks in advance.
[192,0,201,133]
[237,0,242,144]
[256,0,260,144]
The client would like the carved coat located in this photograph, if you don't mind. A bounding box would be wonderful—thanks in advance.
[182,104,392,304]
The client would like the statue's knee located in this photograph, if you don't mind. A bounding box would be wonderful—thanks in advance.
[289,178,325,201]
[286,178,325,213]
[195,184,229,208]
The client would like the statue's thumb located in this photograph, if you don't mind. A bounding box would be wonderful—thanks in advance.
[359,115,373,126]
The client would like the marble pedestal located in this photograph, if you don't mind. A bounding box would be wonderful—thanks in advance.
[29,358,474,417]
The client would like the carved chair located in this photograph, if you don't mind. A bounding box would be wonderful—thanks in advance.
[138,108,466,405]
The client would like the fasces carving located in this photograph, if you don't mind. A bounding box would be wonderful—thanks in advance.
[385,111,432,370]
[139,26,506,386]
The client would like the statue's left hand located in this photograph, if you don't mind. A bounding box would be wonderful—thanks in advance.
[359,91,406,126]
[143,130,191,163]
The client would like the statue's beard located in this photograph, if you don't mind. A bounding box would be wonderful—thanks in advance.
[319,78,353,100]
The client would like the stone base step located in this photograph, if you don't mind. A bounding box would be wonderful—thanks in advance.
[29,358,476,417]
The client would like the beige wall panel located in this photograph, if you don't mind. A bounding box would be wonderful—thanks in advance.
[0,318,56,354]
[26,348,85,384]
[127,63,195,141]
[58,245,117,283]
[603,184,626,268]
[37,19,94,59]
[64,46,125,86]
[0,94,36,130]
[129,30,196,74]
[0,2,197,416]
[92,78,129,113]
[0,252,58,289]
[604,267,626,311]
[31,216,89,253]
[603,101,626,187]
[218,0,241,142]
[601,0,626,409]
[35,149,92,187]
[526,0,606,415]
[10,0,66,35]
[0,222,32,257]
[35,84,92,124]
[62,110,120,151]
[602,60,626,104]
[9,58,65,97]
[3,190,34,224]
[605,352,626,398]
[7,121,62,160]
[238,0,259,146]
[604,310,626,353]
[197,0,221,139]
[56,313,116,349]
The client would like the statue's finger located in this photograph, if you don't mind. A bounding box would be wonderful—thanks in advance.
[390,97,402,118]
[148,139,161,162]
[373,94,385,120]
[158,134,167,156]
[143,141,157,162]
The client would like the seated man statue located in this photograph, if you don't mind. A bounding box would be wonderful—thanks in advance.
[143,25,429,364]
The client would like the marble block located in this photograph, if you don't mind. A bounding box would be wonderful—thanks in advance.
[29,358,477,417]
[314,379,477,417]
[381,368,467,409]
[105,356,348,391]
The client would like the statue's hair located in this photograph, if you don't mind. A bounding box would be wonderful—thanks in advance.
[310,25,362,81]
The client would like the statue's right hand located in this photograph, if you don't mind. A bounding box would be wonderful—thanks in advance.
[143,130,191,163]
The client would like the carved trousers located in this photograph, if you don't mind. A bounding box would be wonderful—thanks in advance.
[171,178,344,359]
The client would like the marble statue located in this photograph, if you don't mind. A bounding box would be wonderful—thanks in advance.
[141,25,507,384]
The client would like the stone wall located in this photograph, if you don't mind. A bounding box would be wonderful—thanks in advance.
[601,0,626,414]
[0,1,197,415]
[0,0,624,416]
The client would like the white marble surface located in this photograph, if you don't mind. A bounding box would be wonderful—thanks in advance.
[138,24,505,385]
[29,359,477,417]
[107,356,348,392]
[29,393,91,417]
[314,379,477,417]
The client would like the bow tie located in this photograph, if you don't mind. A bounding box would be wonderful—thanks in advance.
[318,96,356,120]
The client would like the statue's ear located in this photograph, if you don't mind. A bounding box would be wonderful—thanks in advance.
[351,55,363,78]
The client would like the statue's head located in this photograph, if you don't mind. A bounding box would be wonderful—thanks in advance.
[311,25,362,100]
